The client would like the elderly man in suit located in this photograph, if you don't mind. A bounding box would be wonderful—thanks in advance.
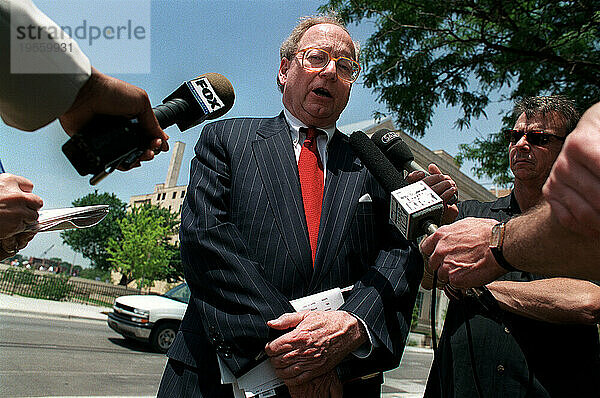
[157,14,456,398]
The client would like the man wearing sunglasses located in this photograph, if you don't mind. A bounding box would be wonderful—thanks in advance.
[418,99,600,287]
[157,14,435,398]
[424,96,600,398]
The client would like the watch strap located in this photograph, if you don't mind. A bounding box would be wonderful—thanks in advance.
[490,222,518,272]
[490,246,518,272]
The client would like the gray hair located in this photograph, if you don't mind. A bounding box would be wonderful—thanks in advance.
[277,13,360,92]
[513,95,580,136]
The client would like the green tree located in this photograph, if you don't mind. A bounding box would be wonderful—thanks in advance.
[77,267,111,281]
[61,192,126,271]
[324,0,600,184]
[142,205,183,283]
[107,204,179,288]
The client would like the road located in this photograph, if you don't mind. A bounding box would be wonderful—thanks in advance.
[0,313,433,397]
[0,313,165,397]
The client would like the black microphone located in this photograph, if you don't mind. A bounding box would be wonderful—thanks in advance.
[350,130,442,241]
[370,128,458,205]
[348,130,406,193]
[370,129,426,173]
[369,130,496,305]
[62,73,235,184]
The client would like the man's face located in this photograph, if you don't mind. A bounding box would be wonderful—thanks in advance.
[278,23,354,128]
[509,112,566,186]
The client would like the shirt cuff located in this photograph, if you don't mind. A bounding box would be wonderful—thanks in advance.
[345,311,377,358]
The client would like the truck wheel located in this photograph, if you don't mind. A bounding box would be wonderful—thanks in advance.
[150,322,178,353]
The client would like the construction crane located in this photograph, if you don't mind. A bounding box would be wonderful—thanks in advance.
[40,244,55,258]
[40,244,55,270]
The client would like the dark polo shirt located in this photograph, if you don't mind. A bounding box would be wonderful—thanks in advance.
[424,193,600,398]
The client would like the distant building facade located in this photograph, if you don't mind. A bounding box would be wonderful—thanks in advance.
[129,141,187,245]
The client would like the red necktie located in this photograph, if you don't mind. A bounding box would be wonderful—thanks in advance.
[298,127,324,265]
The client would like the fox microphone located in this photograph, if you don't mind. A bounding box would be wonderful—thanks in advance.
[62,73,235,184]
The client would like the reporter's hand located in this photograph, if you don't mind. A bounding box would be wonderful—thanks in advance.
[420,217,506,288]
[265,310,366,386]
[543,102,600,236]
[59,67,169,168]
[0,231,37,260]
[405,163,459,224]
[0,174,43,239]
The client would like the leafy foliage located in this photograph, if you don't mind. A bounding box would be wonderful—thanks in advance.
[324,0,600,184]
[107,204,180,288]
[61,192,127,271]
[77,267,112,282]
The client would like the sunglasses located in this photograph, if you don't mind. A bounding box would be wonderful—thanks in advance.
[505,129,566,146]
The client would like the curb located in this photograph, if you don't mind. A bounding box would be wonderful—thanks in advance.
[0,308,108,322]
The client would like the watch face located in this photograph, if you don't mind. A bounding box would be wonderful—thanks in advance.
[490,223,503,248]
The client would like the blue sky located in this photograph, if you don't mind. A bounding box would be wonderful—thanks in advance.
[2,0,509,266]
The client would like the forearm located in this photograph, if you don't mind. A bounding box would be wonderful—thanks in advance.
[504,202,600,280]
[0,0,91,131]
[487,278,600,324]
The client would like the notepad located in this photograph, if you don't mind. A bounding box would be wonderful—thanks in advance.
[25,205,110,232]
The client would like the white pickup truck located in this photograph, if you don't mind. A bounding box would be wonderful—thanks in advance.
[107,282,189,353]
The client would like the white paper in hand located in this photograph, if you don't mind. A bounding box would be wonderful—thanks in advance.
[26,205,110,232]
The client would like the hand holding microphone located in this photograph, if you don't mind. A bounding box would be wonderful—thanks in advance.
[62,72,235,184]
[59,67,169,164]
[350,131,494,302]
[370,128,459,207]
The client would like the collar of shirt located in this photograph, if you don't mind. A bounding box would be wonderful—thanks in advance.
[490,190,521,215]
[283,108,335,174]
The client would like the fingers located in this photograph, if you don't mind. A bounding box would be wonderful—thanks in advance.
[544,158,600,235]
[1,231,36,254]
[443,284,463,301]
[270,353,328,385]
[406,164,458,204]
[542,118,600,235]
[267,311,307,330]
[404,170,427,184]
[59,68,170,166]
[0,174,43,238]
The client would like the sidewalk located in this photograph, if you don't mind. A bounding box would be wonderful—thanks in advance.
[0,292,108,321]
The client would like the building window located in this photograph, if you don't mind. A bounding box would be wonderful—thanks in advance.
[156,194,160,201]
[172,192,177,199]
[415,291,424,317]
[162,193,166,200]
[181,190,186,198]
[168,205,172,211]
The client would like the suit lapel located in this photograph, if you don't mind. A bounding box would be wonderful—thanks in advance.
[309,131,365,291]
[252,114,313,283]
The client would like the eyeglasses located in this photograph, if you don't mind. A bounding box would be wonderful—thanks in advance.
[295,47,361,84]
[505,129,566,146]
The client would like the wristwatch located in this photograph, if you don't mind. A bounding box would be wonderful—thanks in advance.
[489,221,518,272]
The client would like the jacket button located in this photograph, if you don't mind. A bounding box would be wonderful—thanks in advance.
[504,327,510,334]
[497,365,505,374]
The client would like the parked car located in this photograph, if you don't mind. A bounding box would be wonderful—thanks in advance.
[107,282,189,353]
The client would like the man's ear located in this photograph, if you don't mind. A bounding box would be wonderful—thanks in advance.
[278,58,289,87]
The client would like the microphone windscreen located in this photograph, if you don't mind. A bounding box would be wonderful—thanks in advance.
[349,131,405,193]
[201,73,235,119]
[371,129,415,164]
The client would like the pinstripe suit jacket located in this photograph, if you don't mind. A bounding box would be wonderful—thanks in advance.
[167,112,423,387]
